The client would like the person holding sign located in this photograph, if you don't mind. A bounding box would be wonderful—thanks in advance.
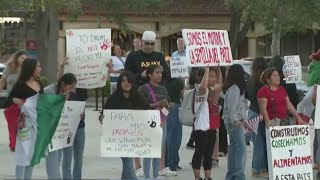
[222,64,248,180]
[138,65,177,178]
[125,31,170,87]
[44,73,77,180]
[257,68,306,175]
[101,71,149,180]
[109,44,126,94]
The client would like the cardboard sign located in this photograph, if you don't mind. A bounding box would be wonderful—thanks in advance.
[48,101,86,152]
[266,125,313,180]
[283,55,302,83]
[182,29,233,67]
[170,57,189,78]
[100,110,162,158]
[65,29,111,89]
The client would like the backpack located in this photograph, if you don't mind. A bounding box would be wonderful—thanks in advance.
[179,87,196,126]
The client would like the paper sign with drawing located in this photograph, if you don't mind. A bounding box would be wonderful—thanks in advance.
[100,110,162,158]
[65,29,111,89]
[49,101,86,152]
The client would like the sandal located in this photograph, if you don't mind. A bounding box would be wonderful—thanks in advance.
[159,167,178,176]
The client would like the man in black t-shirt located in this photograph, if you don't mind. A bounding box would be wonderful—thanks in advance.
[125,31,170,87]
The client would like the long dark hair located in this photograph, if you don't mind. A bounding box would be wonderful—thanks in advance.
[17,58,39,82]
[188,67,205,88]
[56,73,77,94]
[222,64,246,95]
[252,57,268,84]
[268,55,285,83]
[113,71,146,107]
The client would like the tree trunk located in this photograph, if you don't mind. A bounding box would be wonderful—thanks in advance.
[229,5,254,59]
[35,8,59,83]
[229,5,241,59]
[271,0,283,56]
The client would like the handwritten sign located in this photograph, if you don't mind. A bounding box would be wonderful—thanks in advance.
[100,110,162,158]
[283,55,302,83]
[182,29,233,67]
[266,125,313,180]
[65,29,111,89]
[170,57,189,78]
[49,101,86,152]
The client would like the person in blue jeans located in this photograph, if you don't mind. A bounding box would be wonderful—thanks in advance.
[222,64,248,180]
[61,88,87,180]
[44,73,78,179]
[165,77,184,171]
[101,71,149,179]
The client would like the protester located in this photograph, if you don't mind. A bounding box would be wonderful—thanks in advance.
[185,68,201,150]
[109,44,126,94]
[268,55,299,108]
[308,49,320,87]
[222,64,248,180]
[125,31,170,87]
[0,50,27,93]
[101,71,149,180]
[139,65,177,178]
[1,50,28,152]
[190,66,222,180]
[165,77,184,171]
[256,67,306,176]
[44,73,77,180]
[126,38,142,56]
[171,38,186,57]
[218,66,228,157]
[7,58,43,180]
[59,57,88,180]
[247,57,269,177]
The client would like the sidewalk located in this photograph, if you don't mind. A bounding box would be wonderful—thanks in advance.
[0,108,318,179]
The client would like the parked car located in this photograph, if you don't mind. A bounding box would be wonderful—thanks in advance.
[233,60,310,102]
[0,63,5,78]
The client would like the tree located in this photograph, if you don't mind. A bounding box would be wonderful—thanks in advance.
[226,0,254,59]
[0,0,165,82]
[251,0,320,56]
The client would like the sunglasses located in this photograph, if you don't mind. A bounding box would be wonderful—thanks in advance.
[144,42,155,46]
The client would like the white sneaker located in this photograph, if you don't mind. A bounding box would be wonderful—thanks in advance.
[136,168,144,177]
[159,167,178,176]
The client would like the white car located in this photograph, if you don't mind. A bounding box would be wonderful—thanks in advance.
[0,63,5,78]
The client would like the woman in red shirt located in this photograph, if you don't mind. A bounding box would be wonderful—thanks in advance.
[258,67,305,127]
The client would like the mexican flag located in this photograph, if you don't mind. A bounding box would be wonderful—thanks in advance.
[16,94,65,166]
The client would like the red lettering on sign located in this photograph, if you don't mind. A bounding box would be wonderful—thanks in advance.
[187,32,202,46]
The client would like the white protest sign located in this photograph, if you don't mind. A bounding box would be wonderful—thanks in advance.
[49,101,86,152]
[283,55,302,84]
[65,29,111,89]
[182,29,233,67]
[170,57,189,78]
[100,110,162,158]
[266,125,313,180]
[314,85,320,129]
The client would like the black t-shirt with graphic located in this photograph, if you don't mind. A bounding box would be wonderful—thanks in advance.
[125,50,170,86]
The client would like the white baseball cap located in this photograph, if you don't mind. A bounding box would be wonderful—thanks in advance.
[142,31,156,42]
